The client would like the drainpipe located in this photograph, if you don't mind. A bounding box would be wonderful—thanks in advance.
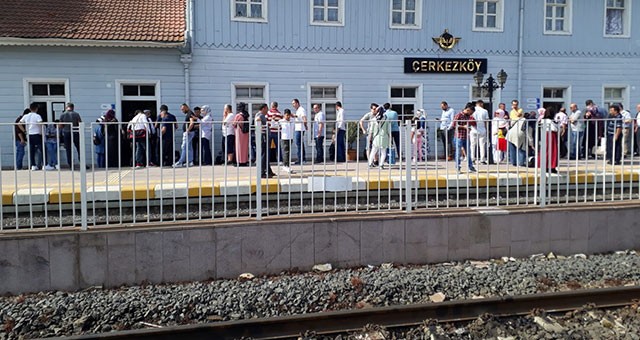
[517,0,525,100]
[181,54,192,104]
[180,0,194,104]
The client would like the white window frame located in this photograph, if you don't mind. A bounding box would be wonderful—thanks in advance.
[603,0,631,38]
[468,84,502,106]
[231,82,270,117]
[388,84,423,121]
[473,0,504,32]
[115,80,162,121]
[307,83,342,145]
[389,0,422,30]
[602,85,629,109]
[231,0,268,23]
[540,85,571,110]
[543,0,572,35]
[310,0,345,26]
[23,78,70,122]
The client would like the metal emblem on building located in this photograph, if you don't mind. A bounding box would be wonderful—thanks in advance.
[432,29,461,50]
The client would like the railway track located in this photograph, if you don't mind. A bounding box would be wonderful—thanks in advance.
[59,285,640,340]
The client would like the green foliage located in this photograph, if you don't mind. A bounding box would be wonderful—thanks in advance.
[346,122,359,149]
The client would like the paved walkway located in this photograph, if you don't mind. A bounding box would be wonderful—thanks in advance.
[2,159,639,205]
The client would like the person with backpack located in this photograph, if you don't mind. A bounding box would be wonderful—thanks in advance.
[233,102,250,166]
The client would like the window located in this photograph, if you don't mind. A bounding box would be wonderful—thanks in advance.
[542,87,569,113]
[544,0,571,34]
[310,86,339,127]
[390,87,418,122]
[117,81,160,122]
[122,85,155,97]
[474,0,503,31]
[603,86,627,109]
[232,0,267,22]
[471,86,490,99]
[604,0,630,37]
[30,83,66,97]
[311,0,344,26]
[234,84,267,115]
[390,0,421,29]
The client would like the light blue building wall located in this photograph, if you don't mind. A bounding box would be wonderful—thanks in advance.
[191,0,640,113]
[189,0,640,156]
[0,46,185,164]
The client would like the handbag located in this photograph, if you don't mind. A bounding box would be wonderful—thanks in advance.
[128,129,146,140]
[595,137,606,155]
[498,137,507,151]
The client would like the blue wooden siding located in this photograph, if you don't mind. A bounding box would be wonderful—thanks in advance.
[194,0,639,56]
[195,0,520,54]
[0,46,185,165]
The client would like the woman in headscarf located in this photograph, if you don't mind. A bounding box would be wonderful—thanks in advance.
[99,109,120,168]
[368,105,390,168]
[232,103,250,166]
[537,107,559,173]
[222,104,236,165]
[199,105,213,165]
[411,109,428,162]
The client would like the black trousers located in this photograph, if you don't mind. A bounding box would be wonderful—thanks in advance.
[63,131,81,167]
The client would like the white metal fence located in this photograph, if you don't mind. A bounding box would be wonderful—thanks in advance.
[1,116,638,231]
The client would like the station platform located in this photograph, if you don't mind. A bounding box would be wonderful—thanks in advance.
[2,159,639,206]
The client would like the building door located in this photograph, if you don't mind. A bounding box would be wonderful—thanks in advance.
[117,82,160,167]
[31,101,65,122]
[121,101,158,123]
[542,87,568,113]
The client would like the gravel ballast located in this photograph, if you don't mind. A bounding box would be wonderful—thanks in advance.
[1,251,639,339]
[339,305,640,340]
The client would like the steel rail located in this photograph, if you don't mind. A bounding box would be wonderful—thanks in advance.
[59,286,640,340]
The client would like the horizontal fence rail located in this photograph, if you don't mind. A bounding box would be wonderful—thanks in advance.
[1,116,639,231]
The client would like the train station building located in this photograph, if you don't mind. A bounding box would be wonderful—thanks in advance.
[0,0,639,164]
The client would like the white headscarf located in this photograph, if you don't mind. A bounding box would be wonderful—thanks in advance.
[200,105,211,116]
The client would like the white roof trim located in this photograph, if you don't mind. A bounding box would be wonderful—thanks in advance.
[0,37,185,48]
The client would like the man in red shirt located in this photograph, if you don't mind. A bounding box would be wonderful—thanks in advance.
[451,103,477,173]
[267,101,283,164]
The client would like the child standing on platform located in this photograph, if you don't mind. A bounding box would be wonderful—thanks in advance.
[280,109,295,173]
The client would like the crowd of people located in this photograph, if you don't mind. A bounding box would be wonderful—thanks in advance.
[11,99,640,175]
[435,99,640,173]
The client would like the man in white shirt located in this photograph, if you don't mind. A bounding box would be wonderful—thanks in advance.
[620,103,632,156]
[335,101,346,162]
[291,98,307,164]
[568,103,585,159]
[19,102,44,170]
[313,104,326,163]
[128,109,150,169]
[554,107,569,158]
[470,100,489,164]
[438,101,455,160]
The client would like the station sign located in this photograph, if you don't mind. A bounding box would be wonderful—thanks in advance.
[404,58,488,74]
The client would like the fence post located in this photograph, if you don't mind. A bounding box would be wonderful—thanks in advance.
[539,120,547,207]
[405,121,412,212]
[79,122,88,230]
[255,120,262,221]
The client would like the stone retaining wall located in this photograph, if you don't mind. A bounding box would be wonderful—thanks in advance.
[1,202,638,295]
